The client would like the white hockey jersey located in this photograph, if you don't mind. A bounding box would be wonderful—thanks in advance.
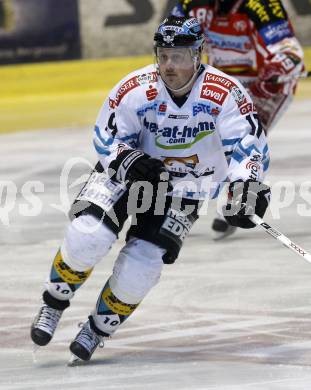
[94,64,269,200]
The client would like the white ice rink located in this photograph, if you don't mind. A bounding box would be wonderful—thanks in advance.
[1,100,311,389]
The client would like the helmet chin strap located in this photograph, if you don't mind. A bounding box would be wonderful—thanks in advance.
[158,57,201,96]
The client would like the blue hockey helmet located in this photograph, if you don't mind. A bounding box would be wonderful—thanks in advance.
[153,16,205,93]
[154,15,204,51]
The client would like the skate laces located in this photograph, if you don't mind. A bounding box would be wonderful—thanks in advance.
[76,321,104,351]
[35,303,62,334]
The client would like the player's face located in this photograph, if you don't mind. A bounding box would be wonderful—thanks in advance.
[156,47,195,91]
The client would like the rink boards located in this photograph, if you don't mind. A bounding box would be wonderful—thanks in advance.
[0,50,311,134]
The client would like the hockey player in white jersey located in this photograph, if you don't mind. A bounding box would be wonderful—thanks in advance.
[171,0,304,240]
[31,16,271,362]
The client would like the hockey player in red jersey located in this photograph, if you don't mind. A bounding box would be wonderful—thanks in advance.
[172,0,304,238]
[30,16,270,362]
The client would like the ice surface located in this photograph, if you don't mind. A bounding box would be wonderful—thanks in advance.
[1,101,311,389]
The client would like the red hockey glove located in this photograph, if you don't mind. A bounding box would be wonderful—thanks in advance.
[250,52,301,99]
[249,80,283,99]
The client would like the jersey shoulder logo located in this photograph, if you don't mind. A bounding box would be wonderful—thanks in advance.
[200,84,228,105]
[200,70,249,108]
[112,71,158,107]
[203,72,236,90]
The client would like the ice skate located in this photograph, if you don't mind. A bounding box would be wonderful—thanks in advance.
[31,302,63,346]
[69,319,104,362]
[211,217,237,241]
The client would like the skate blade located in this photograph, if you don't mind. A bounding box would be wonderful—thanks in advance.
[68,353,86,366]
[32,344,41,363]
[212,226,237,241]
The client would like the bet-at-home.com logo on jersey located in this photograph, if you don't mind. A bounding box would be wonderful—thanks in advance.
[143,118,215,150]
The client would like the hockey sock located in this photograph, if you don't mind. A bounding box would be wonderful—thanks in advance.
[45,249,93,302]
[90,279,140,336]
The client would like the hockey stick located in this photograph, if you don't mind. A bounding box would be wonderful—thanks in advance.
[250,214,311,264]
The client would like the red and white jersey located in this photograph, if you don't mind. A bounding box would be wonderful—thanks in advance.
[94,64,269,200]
[172,0,304,85]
